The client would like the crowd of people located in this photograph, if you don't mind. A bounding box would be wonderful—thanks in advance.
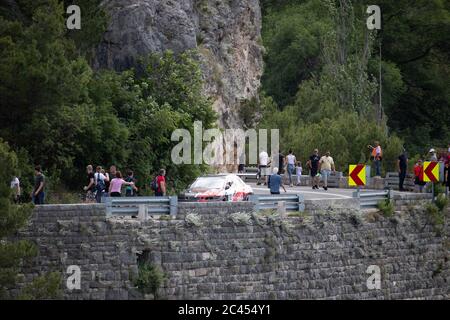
[412,146,450,193]
[9,164,168,205]
[8,143,450,205]
[257,148,336,194]
[82,165,167,203]
[257,142,450,195]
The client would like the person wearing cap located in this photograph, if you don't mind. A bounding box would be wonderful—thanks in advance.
[429,148,438,162]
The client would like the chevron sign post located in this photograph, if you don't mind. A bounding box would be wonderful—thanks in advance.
[423,161,439,182]
[349,164,366,186]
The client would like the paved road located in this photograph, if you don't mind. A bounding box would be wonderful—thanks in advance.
[246,182,414,200]
[248,182,361,200]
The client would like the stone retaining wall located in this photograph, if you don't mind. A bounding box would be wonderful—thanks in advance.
[12,202,449,300]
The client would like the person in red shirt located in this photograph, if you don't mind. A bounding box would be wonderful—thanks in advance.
[413,160,426,193]
[155,169,167,196]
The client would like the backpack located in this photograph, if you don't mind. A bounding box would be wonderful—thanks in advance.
[150,176,159,191]
[95,173,106,192]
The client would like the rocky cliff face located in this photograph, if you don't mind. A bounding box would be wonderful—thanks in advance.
[93,0,263,129]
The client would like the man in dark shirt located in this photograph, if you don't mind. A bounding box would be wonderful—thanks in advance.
[397,149,408,191]
[307,149,321,189]
[83,165,95,202]
[278,152,285,174]
[32,165,45,205]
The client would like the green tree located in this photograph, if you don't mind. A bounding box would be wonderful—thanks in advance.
[259,0,404,174]
[262,0,333,107]
[0,140,62,299]
[372,0,450,154]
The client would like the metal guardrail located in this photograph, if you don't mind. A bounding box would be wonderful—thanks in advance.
[104,196,178,217]
[249,194,305,212]
[325,171,343,188]
[385,172,415,191]
[353,189,393,209]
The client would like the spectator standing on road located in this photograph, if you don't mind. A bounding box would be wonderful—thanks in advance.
[94,166,107,203]
[428,148,438,162]
[278,151,285,175]
[32,165,45,205]
[307,149,321,190]
[397,149,408,191]
[414,160,426,193]
[295,161,303,186]
[368,141,383,177]
[285,149,296,187]
[154,169,167,196]
[319,151,335,191]
[268,167,286,195]
[257,150,270,186]
[10,176,20,203]
[83,165,95,202]
[125,170,138,197]
[109,171,135,197]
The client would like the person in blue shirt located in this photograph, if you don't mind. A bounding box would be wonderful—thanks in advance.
[268,167,287,194]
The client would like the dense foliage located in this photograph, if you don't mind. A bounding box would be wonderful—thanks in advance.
[0,140,61,299]
[0,0,216,197]
[261,0,450,160]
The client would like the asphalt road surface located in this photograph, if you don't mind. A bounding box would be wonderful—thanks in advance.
[247,182,382,200]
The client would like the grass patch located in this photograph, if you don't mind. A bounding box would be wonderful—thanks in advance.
[287,211,308,218]
[377,200,395,217]
[435,194,449,212]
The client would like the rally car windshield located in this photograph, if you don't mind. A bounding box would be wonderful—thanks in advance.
[190,177,226,191]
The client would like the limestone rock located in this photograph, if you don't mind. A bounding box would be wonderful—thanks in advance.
[93,0,263,129]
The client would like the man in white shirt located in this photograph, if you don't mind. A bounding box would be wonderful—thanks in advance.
[10,176,20,203]
[319,151,335,191]
[429,148,438,162]
[257,151,270,185]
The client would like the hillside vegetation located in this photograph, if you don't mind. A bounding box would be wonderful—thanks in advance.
[258,0,450,171]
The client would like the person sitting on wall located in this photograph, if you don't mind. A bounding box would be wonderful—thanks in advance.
[268,167,286,195]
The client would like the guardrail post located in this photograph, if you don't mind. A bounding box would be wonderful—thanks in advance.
[298,194,305,212]
[277,201,286,217]
[387,188,393,201]
[352,189,361,209]
[105,197,112,217]
[170,196,178,216]
[137,204,147,221]
[249,195,260,212]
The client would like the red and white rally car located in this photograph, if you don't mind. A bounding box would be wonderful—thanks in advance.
[180,174,253,202]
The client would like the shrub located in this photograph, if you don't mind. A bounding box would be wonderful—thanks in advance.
[426,203,445,227]
[185,213,203,227]
[435,194,449,212]
[18,272,62,300]
[230,212,252,225]
[134,263,165,299]
[426,182,446,196]
[377,200,395,217]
